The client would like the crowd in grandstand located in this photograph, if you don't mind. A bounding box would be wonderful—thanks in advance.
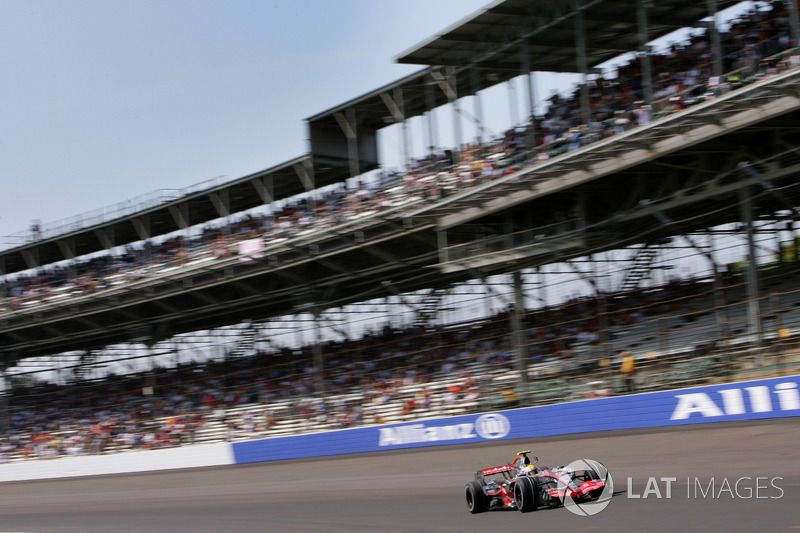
[1,1,797,313]
[0,271,721,461]
[1,2,799,461]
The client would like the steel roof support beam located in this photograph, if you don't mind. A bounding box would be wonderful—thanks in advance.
[253,175,275,205]
[380,87,410,171]
[20,248,39,270]
[208,190,231,219]
[738,161,800,219]
[293,159,315,193]
[361,242,403,265]
[56,238,76,261]
[440,0,602,77]
[94,226,115,250]
[333,108,360,179]
[131,216,151,242]
[639,199,729,340]
[538,239,611,356]
[169,203,190,230]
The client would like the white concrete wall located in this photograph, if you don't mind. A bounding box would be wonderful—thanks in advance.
[0,442,234,482]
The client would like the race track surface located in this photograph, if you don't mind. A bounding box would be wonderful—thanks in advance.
[0,418,798,532]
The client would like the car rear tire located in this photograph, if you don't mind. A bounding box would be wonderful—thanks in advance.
[514,477,538,512]
[465,481,488,514]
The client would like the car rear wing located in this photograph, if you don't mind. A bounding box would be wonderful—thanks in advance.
[476,464,515,480]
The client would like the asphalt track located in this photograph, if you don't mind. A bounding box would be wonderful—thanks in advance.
[0,418,798,533]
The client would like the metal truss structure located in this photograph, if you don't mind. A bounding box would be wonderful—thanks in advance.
[1,0,799,373]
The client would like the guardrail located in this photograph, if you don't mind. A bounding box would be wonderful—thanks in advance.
[3,373,795,482]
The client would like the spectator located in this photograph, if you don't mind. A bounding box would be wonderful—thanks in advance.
[620,351,636,393]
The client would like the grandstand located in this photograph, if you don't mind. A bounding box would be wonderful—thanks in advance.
[1,0,800,462]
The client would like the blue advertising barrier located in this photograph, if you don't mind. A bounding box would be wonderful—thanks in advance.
[231,374,800,464]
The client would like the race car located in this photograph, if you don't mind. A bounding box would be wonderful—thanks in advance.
[465,450,609,513]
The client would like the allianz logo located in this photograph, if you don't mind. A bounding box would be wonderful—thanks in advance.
[378,413,510,446]
[671,381,799,420]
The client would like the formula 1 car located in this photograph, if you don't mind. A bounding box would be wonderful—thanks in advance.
[465,450,609,513]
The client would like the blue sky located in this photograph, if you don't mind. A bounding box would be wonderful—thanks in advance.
[0,0,754,246]
[0,0,497,243]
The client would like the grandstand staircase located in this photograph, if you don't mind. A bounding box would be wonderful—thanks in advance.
[70,351,105,380]
[413,288,451,328]
[227,323,259,358]
[619,247,659,293]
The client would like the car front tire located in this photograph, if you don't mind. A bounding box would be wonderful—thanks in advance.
[514,477,538,512]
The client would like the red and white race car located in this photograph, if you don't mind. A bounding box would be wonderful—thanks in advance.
[465,450,609,513]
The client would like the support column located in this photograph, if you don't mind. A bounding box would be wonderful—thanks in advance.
[144,345,156,397]
[425,73,439,156]
[706,0,723,77]
[636,0,654,104]
[740,187,764,353]
[0,371,8,433]
[522,41,537,149]
[312,310,326,403]
[707,229,730,345]
[507,78,519,127]
[471,67,484,146]
[789,0,800,65]
[446,67,462,161]
[591,253,611,359]
[347,107,359,178]
[574,2,591,124]
[538,265,548,310]
[511,270,528,397]
[396,87,410,170]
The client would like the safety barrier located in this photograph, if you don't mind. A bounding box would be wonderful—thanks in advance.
[2,374,797,482]
[0,442,234,483]
[231,374,800,463]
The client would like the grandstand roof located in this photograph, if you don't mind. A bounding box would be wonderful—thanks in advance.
[306,66,514,128]
[306,0,743,154]
[0,154,353,275]
[305,65,520,143]
[395,0,742,72]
